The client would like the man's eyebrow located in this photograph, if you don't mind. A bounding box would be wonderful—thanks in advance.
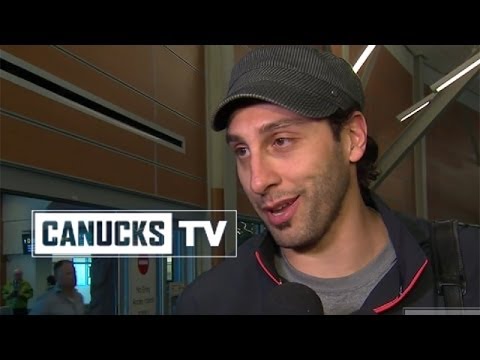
[226,134,243,144]
[226,118,310,144]
[259,118,309,134]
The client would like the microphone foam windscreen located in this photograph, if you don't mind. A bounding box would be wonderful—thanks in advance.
[264,282,324,315]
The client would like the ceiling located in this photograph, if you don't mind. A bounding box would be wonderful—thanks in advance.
[245,45,480,97]
[405,45,480,95]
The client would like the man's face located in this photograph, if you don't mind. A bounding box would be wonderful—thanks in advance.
[14,272,22,282]
[57,262,76,289]
[227,103,352,251]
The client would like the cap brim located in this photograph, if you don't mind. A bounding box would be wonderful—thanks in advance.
[212,80,340,131]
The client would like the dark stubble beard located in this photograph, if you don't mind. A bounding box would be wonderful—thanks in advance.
[268,144,350,252]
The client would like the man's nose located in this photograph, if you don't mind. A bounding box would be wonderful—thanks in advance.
[249,154,281,195]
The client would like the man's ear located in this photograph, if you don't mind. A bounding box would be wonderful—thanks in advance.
[345,111,367,163]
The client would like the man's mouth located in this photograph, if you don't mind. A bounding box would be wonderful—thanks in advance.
[271,200,295,214]
[262,196,300,226]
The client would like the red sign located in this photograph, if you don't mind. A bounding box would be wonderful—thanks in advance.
[138,258,149,275]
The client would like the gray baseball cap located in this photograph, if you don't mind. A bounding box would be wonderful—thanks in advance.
[212,45,365,131]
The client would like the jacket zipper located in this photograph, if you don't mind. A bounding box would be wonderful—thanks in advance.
[255,250,282,285]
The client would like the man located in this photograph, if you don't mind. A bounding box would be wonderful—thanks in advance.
[175,45,479,315]
[1,268,33,315]
[30,260,85,315]
[46,275,56,290]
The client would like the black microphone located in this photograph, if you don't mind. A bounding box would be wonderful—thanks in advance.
[264,282,324,315]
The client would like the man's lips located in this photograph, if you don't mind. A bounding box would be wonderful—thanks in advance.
[262,196,300,226]
[262,196,299,212]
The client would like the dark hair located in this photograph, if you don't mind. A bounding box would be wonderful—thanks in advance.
[47,275,56,286]
[54,260,73,275]
[326,106,379,201]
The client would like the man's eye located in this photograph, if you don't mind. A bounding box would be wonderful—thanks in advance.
[235,147,248,157]
[274,138,291,147]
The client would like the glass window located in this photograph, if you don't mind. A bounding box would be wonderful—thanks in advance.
[237,218,265,246]
[74,263,87,285]
[167,256,173,281]
[73,257,92,286]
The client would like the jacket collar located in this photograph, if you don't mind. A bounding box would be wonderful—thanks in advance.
[254,192,430,314]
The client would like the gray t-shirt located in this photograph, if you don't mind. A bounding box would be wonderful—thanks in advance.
[274,239,397,315]
[29,286,85,315]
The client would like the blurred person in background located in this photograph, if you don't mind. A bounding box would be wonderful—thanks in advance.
[30,260,85,315]
[2,268,33,315]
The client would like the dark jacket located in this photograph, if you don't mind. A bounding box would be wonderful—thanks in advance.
[176,195,479,315]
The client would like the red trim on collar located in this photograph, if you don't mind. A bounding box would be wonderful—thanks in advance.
[373,259,429,314]
[255,250,282,285]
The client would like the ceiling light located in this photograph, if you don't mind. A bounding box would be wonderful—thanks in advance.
[396,93,436,122]
[353,45,376,73]
[430,51,480,92]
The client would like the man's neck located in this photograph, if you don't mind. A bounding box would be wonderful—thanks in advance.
[61,287,75,297]
[281,187,389,279]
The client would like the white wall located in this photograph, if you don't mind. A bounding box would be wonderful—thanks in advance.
[128,257,157,315]
[2,195,50,254]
